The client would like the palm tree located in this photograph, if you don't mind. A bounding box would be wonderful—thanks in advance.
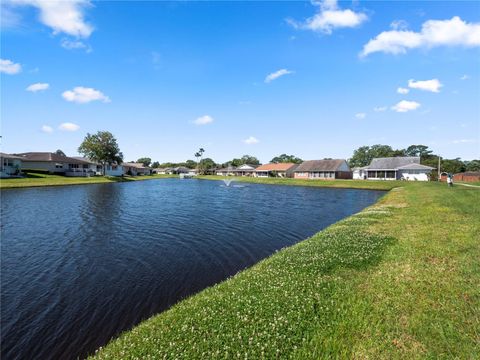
[194,148,205,175]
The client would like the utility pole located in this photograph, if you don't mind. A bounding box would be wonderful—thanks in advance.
[438,156,441,180]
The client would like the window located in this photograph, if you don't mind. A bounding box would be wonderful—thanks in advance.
[386,171,396,178]
[55,163,63,169]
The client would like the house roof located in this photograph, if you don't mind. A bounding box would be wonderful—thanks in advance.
[255,163,297,172]
[295,159,347,172]
[397,163,435,170]
[366,157,420,170]
[0,152,24,160]
[235,164,258,171]
[15,152,91,164]
[123,162,149,169]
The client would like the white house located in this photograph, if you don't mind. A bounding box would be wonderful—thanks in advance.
[232,164,258,177]
[123,163,151,176]
[362,157,435,181]
[0,153,23,178]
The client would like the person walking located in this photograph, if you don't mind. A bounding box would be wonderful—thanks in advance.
[447,175,453,187]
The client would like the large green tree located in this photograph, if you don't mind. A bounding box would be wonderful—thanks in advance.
[404,145,433,160]
[55,149,66,157]
[151,161,160,168]
[270,154,303,164]
[78,131,123,175]
[199,158,217,173]
[229,155,260,167]
[465,160,480,172]
[137,157,152,167]
[348,145,396,167]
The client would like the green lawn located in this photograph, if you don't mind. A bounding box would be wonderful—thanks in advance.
[93,180,479,359]
[0,172,175,189]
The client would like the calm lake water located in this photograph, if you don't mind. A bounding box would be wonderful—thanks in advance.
[1,179,384,359]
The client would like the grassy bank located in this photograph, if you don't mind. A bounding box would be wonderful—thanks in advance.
[93,181,479,359]
[198,175,401,191]
[0,172,176,189]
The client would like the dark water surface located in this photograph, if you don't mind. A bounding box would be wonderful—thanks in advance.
[1,179,384,359]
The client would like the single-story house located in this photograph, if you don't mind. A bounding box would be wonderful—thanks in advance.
[0,152,23,178]
[15,152,96,176]
[216,167,236,176]
[453,171,480,182]
[294,159,352,180]
[71,157,124,176]
[232,164,258,177]
[152,168,167,174]
[254,163,298,178]
[362,157,435,181]
[123,163,151,176]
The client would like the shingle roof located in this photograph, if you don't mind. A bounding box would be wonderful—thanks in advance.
[123,162,149,169]
[397,163,435,170]
[255,163,297,172]
[0,152,24,160]
[366,157,420,170]
[15,152,91,164]
[295,159,347,172]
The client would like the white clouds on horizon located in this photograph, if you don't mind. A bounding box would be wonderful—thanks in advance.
[408,78,443,92]
[61,38,91,52]
[287,0,368,34]
[265,69,294,83]
[26,82,49,92]
[8,0,94,38]
[62,86,110,104]
[373,106,387,112]
[59,122,80,132]
[243,136,259,145]
[193,115,214,125]
[41,125,53,133]
[391,100,421,112]
[355,112,366,119]
[460,74,470,80]
[0,58,21,74]
[397,87,409,94]
[361,16,480,57]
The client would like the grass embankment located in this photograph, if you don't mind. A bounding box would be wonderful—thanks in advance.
[0,172,176,189]
[94,181,479,359]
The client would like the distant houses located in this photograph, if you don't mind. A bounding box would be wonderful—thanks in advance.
[354,157,434,181]
[1,151,441,182]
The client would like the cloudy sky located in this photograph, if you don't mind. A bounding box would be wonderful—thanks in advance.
[1,0,479,162]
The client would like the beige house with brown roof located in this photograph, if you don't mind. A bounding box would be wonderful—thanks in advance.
[294,159,352,180]
[122,163,151,176]
[15,152,96,176]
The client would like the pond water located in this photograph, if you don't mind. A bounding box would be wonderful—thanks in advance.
[1,179,384,359]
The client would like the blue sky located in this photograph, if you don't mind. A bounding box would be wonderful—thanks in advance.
[1,0,479,163]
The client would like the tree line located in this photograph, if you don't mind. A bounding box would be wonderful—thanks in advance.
[73,131,479,176]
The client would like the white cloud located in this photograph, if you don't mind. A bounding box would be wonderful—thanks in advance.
[265,69,294,83]
[0,58,21,74]
[361,16,480,57]
[288,0,368,34]
[460,74,469,80]
[408,78,442,93]
[391,100,421,113]
[355,112,366,119]
[10,0,93,38]
[452,139,476,144]
[61,38,91,52]
[59,122,80,131]
[243,136,259,145]
[62,86,110,104]
[193,115,214,125]
[397,87,410,94]
[41,125,53,133]
[373,106,387,112]
[26,82,49,92]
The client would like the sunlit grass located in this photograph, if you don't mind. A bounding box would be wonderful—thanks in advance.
[0,172,176,189]
[94,181,479,359]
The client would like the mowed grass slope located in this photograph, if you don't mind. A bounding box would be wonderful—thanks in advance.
[94,182,479,359]
[0,172,175,189]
